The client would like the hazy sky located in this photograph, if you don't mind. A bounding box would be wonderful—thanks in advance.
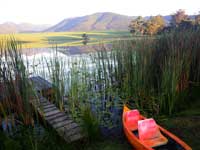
[0,0,199,24]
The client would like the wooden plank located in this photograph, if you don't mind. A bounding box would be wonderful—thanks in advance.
[67,133,84,143]
[40,102,51,107]
[64,126,82,138]
[44,110,60,117]
[40,102,50,106]
[52,119,74,129]
[42,104,55,109]
[49,115,69,124]
[40,99,48,103]
[43,107,58,113]
[62,122,79,131]
[46,112,65,121]
[30,76,84,143]
[30,76,52,91]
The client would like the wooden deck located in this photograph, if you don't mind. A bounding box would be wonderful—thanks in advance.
[29,76,84,143]
[29,76,54,101]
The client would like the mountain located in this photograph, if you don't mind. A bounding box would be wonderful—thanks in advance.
[1,12,193,34]
[0,22,51,34]
[45,12,135,32]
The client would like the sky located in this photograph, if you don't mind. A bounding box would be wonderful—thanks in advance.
[0,0,199,25]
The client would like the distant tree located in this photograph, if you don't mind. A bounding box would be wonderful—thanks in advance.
[171,9,188,27]
[178,20,194,30]
[145,15,165,35]
[129,16,146,35]
[195,13,200,25]
[82,33,89,45]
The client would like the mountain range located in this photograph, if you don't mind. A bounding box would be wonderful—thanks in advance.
[0,22,50,34]
[0,12,173,34]
[45,12,135,32]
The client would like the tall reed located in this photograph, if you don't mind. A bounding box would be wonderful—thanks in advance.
[0,37,34,125]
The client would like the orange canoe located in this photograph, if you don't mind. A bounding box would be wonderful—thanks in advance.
[122,105,192,150]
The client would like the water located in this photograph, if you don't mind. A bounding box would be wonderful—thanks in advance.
[22,47,95,78]
[21,46,123,138]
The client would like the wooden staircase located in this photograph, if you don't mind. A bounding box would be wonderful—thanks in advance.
[30,76,84,143]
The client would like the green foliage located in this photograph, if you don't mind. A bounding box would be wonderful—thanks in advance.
[129,16,165,35]
[0,125,76,150]
[82,33,89,45]
[0,131,21,150]
[46,49,66,111]
[145,16,165,35]
[162,10,200,32]
[91,29,200,115]
[170,9,189,27]
[195,13,200,25]
[129,16,146,35]
[0,38,34,124]
[81,106,100,141]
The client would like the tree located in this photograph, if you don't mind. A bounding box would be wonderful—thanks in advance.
[82,33,89,45]
[179,20,194,30]
[171,9,188,27]
[145,15,165,35]
[129,16,146,35]
[195,13,200,25]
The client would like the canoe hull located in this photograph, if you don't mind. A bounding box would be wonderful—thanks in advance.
[122,105,192,150]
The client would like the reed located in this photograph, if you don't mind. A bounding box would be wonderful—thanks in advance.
[0,37,34,126]
[46,48,67,111]
[89,28,200,115]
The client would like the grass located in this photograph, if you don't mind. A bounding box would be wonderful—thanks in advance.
[0,31,131,49]
[0,126,131,150]
[0,38,35,125]
[158,112,200,150]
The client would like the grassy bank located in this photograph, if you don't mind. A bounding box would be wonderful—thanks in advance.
[0,31,131,48]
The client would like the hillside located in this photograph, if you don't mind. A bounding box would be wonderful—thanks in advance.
[0,22,50,34]
[45,12,135,32]
[0,12,180,34]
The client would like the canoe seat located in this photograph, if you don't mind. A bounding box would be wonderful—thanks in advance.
[138,118,168,148]
[138,118,168,147]
[125,109,140,131]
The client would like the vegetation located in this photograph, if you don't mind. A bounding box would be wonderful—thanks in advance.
[129,10,200,35]
[0,31,131,49]
[0,11,200,149]
[82,33,90,45]
[0,38,35,126]
[0,27,199,149]
[129,16,165,35]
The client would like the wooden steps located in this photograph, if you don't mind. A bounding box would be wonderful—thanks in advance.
[30,76,85,143]
[30,76,54,101]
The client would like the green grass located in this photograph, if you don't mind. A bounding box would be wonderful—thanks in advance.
[0,127,131,150]
[158,115,200,150]
[0,31,131,48]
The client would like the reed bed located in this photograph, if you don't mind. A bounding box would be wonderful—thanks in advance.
[0,38,35,127]
[0,28,199,145]
[13,28,200,126]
